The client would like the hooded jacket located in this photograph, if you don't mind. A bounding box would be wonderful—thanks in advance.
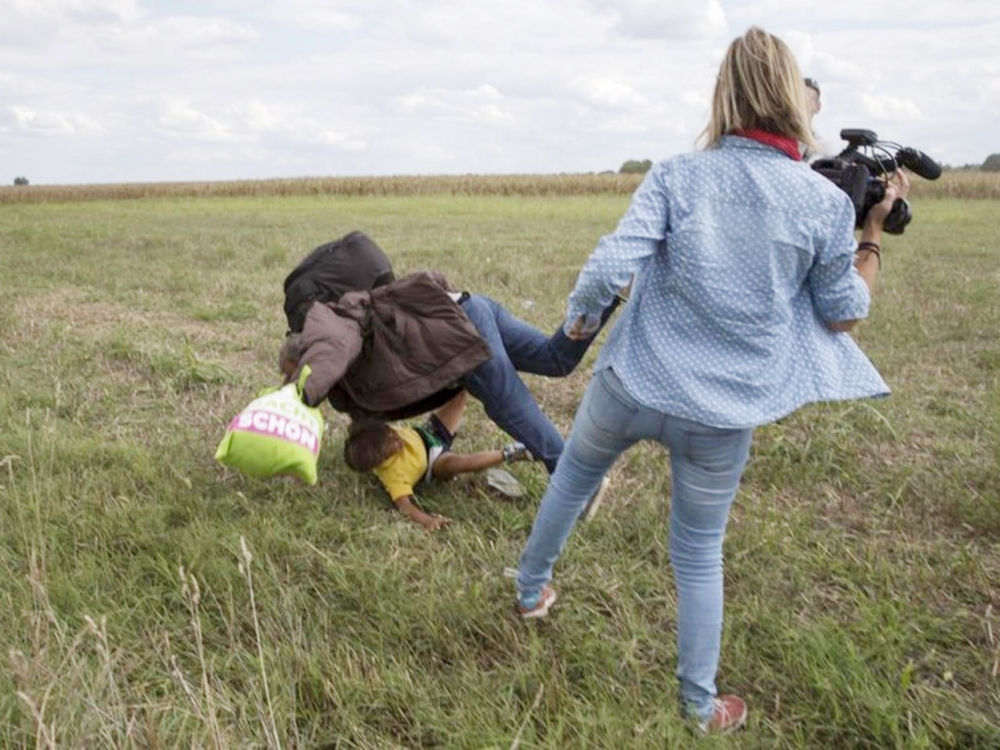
[295,271,491,420]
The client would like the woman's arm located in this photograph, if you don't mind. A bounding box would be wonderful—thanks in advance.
[824,169,911,333]
[852,169,911,294]
[565,166,670,338]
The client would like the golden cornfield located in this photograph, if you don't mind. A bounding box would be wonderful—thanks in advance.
[0,173,643,204]
[0,170,997,204]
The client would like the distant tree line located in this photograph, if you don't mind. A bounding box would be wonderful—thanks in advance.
[9,153,1000,188]
[619,159,652,175]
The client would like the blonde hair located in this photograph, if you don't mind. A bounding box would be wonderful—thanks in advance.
[700,27,816,151]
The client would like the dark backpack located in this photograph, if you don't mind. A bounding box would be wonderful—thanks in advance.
[283,231,396,334]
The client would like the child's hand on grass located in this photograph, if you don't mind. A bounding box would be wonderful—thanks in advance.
[395,495,453,531]
[413,511,453,532]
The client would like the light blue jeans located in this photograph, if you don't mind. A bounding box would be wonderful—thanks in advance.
[516,367,753,720]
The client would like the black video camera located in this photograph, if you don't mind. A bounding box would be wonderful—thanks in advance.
[811,129,941,235]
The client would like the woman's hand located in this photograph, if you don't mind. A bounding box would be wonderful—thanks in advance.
[864,169,912,230]
[831,167,913,331]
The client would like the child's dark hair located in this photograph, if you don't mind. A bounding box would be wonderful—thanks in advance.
[343,418,403,472]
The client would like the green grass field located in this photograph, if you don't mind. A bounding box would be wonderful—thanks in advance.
[1,187,998,748]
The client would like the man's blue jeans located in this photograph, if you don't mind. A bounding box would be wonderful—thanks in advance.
[516,367,753,720]
[459,294,597,473]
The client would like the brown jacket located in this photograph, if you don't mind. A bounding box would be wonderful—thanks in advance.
[296,271,491,419]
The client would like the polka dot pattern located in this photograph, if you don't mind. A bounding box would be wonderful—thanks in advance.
[567,135,890,429]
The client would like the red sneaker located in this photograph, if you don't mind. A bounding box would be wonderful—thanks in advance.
[699,694,747,734]
[518,585,557,619]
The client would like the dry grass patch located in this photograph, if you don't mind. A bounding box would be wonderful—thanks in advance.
[1,190,997,748]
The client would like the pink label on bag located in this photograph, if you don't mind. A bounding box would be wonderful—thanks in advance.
[230,409,320,454]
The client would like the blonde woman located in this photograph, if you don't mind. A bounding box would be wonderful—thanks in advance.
[513,27,909,734]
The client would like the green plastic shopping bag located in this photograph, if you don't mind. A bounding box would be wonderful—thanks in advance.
[215,366,325,485]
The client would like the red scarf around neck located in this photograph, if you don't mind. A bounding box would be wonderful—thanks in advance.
[734,129,802,161]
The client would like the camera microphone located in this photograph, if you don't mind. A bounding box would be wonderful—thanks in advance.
[895,147,942,181]
[815,129,941,234]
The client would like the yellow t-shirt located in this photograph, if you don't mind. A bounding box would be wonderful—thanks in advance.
[371,425,427,502]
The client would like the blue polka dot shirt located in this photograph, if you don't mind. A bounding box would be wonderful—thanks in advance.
[568,135,890,429]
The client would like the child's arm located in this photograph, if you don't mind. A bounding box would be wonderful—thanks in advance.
[371,451,452,531]
[393,495,452,531]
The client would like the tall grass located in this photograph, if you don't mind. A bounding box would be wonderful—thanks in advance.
[907,170,1000,199]
[0,173,644,205]
[0,191,997,747]
[1,169,997,205]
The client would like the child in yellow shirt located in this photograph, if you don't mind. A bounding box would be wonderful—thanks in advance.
[344,390,532,530]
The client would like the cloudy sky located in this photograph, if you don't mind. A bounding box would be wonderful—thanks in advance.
[1,0,996,185]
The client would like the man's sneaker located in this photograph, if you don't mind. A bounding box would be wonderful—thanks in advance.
[502,442,533,463]
[582,475,611,522]
[698,694,748,734]
[485,467,525,498]
[518,585,557,619]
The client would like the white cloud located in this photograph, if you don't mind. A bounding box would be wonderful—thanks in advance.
[0,2,257,68]
[569,76,649,109]
[232,100,282,133]
[104,15,258,55]
[72,113,105,133]
[473,85,502,101]
[396,93,440,113]
[466,104,513,124]
[6,106,75,136]
[154,100,232,140]
[589,0,727,40]
[0,0,996,182]
[859,93,924,122]
[253,0,369,33]
[312,129,366,150]
[0,0,141,28]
